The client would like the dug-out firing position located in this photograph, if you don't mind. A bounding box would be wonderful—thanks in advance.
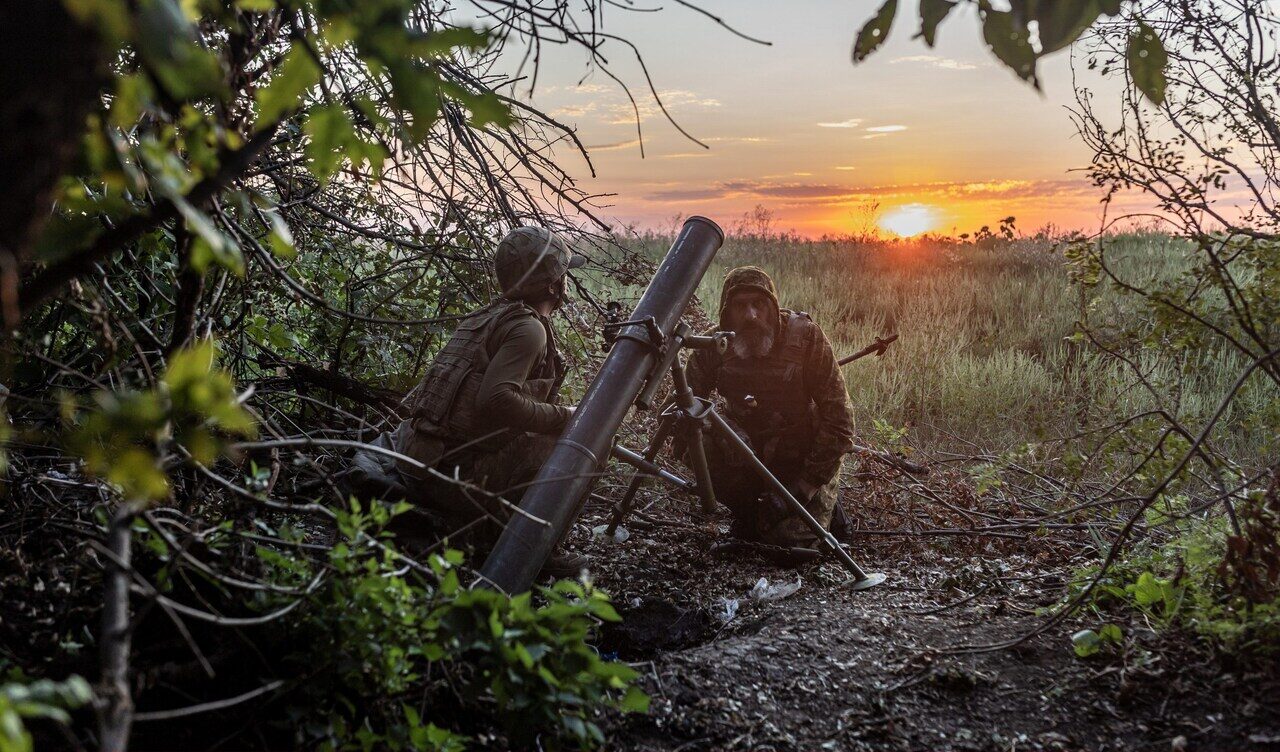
[480,218,885,595]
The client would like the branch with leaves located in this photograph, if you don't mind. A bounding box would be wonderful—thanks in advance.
[852,0,1171,104]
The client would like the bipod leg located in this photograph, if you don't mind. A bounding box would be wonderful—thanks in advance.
[606,414,675,536]
[668,356,716,514]
[705,410,886,591]
[685,423,717,514]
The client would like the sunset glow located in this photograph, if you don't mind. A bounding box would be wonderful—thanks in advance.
[878,204,942,237]
[520,2,1167,236]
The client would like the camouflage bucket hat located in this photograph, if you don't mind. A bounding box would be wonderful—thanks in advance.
[718,265,779,329]
[494,226,586,298]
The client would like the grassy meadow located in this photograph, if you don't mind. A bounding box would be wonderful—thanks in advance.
[617,232,1276,464]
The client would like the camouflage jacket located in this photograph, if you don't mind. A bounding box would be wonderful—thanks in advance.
[687,266,855,487]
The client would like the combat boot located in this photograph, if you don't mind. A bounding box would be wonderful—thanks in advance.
[829,502,855,545]
[539,550,589,580]
[727,515,762,542]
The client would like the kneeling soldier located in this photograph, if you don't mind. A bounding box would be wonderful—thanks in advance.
[370,226,587,576]
[685,266,857,561]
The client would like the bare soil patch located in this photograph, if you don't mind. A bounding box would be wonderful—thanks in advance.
[574,491,1280,752]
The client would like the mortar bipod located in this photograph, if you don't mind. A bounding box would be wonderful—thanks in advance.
[605,323,719,534]
[602,324,886,591]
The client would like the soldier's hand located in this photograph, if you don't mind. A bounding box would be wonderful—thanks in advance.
[761,491,790,522]
[794,479,819,504]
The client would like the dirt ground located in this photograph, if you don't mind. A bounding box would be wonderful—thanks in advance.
[569,491,1280,752]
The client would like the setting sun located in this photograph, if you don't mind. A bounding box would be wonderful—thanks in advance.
[878,204,942,238]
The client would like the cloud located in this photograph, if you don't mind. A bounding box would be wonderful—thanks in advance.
[552,85,721,127]
[721,181,856,199]
[942,179,1099,200]
[704,136,773,144]
[555,104,594,117]
[834,166,857,171]
[586,139,641,151]
[890,55,980,71]
[954,179,1035,195]
[642,177,1101,207]
[644,181,863,204]
[865,125,908,133]
[817,118,864,129]
[602,90,722,125]
[646,187,731,202]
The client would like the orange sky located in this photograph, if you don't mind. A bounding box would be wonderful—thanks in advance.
[505,0,1160,238]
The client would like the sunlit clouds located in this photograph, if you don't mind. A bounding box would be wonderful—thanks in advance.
[628,176,1147,237]
[817,118,865,128]
[891,54,981,70]
[514,1,1141,237]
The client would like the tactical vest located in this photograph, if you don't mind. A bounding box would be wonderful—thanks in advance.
[714,310,817,464]
[411,299,562,451]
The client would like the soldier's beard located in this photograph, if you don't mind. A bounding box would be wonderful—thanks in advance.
[732,323,775,359]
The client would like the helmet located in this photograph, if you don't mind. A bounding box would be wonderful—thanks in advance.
[494,226,586,299]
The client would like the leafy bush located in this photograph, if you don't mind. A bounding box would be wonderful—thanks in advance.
[269,499,646,750]
[62,342,256,502]
[0,675,92,752]
[1073,483,1280,656]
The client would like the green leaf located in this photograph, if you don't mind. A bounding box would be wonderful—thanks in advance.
[1033,0,1103,54]
[0,676,91,752]
[981,8,1038,84]
[301,103,386,181]
[1099,623,1123,643]
[853,0,898,63]
[189,235,245,277]
[426,723,467,751]
[172,194,221,245]
[620,686,650,714]
[234,0,276,10]
[255,44,321,128]
[388,62,442,141]
[917,0,956,47]
[460,89,512,129]
[110,74,156,129]
[303,103,354,184]
[136,0,224,100]
[109,447,170,501]
[62,0,131,45]
[1071,629,1101,657]
[262,208,296,259]
[171,197,244,277]
[595,662,639,682]
[164,341,216,391]
[1127,20,1168,104]
[409,27,493,56]
[589,599,621,622]
[1130,571,1163,606]
[165,342,256,435]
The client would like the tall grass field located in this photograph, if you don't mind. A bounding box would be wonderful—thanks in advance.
[615,232,1276,466]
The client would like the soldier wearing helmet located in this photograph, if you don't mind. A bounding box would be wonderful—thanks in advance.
[354,226,588,576]
[684,265,857,561]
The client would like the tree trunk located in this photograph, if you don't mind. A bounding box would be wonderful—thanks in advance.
[99,506,135,752]
[0,2,107,328]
